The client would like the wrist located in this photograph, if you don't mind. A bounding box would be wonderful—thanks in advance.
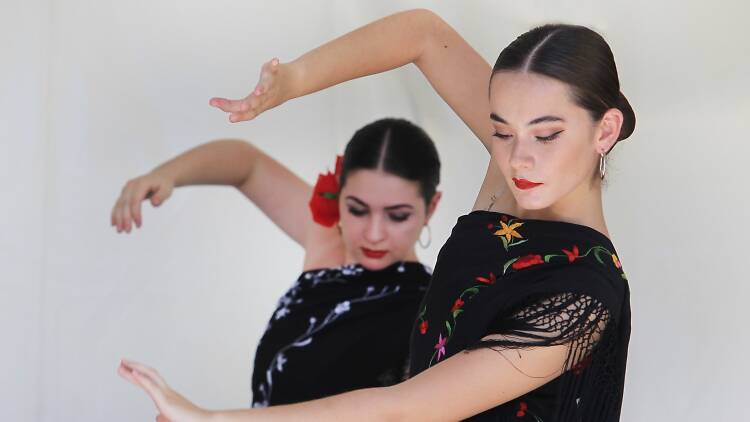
[150,165,180,188]
[282,59,305,102]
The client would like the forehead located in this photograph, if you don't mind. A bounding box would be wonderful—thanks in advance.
[341,169,422,205]
[489,71,579,124]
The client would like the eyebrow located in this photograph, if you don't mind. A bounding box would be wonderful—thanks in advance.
[490,113,565,126]
[345,196,415,211]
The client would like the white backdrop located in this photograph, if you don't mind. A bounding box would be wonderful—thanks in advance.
[3,1,749,420]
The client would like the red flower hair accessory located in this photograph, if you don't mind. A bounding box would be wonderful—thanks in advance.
[309,155,343,227]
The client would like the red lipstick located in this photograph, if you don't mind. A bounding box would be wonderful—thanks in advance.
[512,178,543,190]
[361,248,388,259]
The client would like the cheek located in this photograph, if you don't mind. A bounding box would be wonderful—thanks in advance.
[390,219,424,248]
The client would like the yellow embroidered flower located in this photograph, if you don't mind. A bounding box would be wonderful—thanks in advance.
[612,254,622,269]
[494,221,524,243]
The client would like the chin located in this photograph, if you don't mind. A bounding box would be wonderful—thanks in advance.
[513,194,553,211]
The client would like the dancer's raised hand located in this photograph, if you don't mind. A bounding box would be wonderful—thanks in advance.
[209,57,291,123]
[111,171,174,233]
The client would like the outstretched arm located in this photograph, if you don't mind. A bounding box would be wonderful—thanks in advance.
[210,9,495,151]
[119,342,568,421]
[111,140,313,246]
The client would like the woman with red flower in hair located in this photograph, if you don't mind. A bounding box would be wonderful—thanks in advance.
[112,117,442,407]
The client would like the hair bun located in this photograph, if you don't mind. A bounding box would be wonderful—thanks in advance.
[616,91,636,142]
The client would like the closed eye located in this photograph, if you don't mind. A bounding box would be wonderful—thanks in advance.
[493,132,512,140]
[536,130,564,142]
[388,213,411,223]
[348,207,368,217]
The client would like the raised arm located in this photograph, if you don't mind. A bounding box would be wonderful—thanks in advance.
[210,9,495,151]
[111,140,313,246]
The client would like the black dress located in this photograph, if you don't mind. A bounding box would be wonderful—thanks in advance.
[251,261,430,407]
[409,211,631,421]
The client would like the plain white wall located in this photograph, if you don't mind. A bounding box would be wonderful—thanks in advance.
[3,1,749,420]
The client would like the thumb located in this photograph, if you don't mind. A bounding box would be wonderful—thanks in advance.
[149,186,171,207]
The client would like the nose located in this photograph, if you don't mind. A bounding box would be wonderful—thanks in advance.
[364,215,386,244]
[509,137,534,172]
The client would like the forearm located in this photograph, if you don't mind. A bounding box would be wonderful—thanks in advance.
[284,8,493,149]
[151,139,258,189]
[212,387,401,422]
[283,9,438,102]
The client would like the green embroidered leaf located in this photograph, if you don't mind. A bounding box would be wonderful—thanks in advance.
[621,273,628,280]
[452,309,463,318]
[463,287,480,296]
[501,236,509,251]
[510,239,528,247]
[544,254,557,263]
[593,247,607,264]
[445,321,452,336]
[503,258,519,274]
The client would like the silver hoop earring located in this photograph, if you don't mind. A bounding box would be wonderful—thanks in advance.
[418,225,432,249]
[599,153,607,180]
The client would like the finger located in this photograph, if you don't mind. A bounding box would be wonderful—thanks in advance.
[208,97,248,113]
[111,201,119,229]
[122,202,133,233]
[122,359,168,388]
[118,361,140,385]
[150,186,169,207]
[130,368,167,410]
[113,198,126,232]
[229,109,258,123]
[130,189,145,229]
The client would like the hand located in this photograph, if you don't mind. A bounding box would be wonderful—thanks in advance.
[118,359,212,422]
[111,172,174,233]
[209,58,289,123]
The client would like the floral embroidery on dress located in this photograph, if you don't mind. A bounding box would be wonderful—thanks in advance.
[489,215,528,251]
[503,243,627,279]
[427,272,498,367]
[515,400,543,421]
[253,264,400,408]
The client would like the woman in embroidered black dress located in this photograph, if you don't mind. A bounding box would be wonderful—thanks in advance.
[119,10,634,421]
[112,117,443,407]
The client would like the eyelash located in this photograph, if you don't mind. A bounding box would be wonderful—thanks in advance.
[347,207,411,222]
[492,130,564,143]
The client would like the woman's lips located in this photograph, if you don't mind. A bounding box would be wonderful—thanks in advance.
[361,248,388,259]
[512,178,543,190]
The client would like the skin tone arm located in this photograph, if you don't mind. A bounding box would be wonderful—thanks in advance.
[111,140,343,268]
[210,9,495,152]
[209,9,512,212]
[119,338,570,422]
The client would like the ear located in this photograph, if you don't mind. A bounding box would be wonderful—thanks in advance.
[596,108,624,154]
[425,191,442,223]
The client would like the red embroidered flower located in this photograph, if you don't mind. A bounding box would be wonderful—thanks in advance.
[308,155,343,227]
[451,298,465,312]
[476,273,497,285]
[487,223,494,229]
[419,320,429,335]
[562,245,580,263]
[516,401,528,417]
[501,215,509,223]
[511,254,544,270]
